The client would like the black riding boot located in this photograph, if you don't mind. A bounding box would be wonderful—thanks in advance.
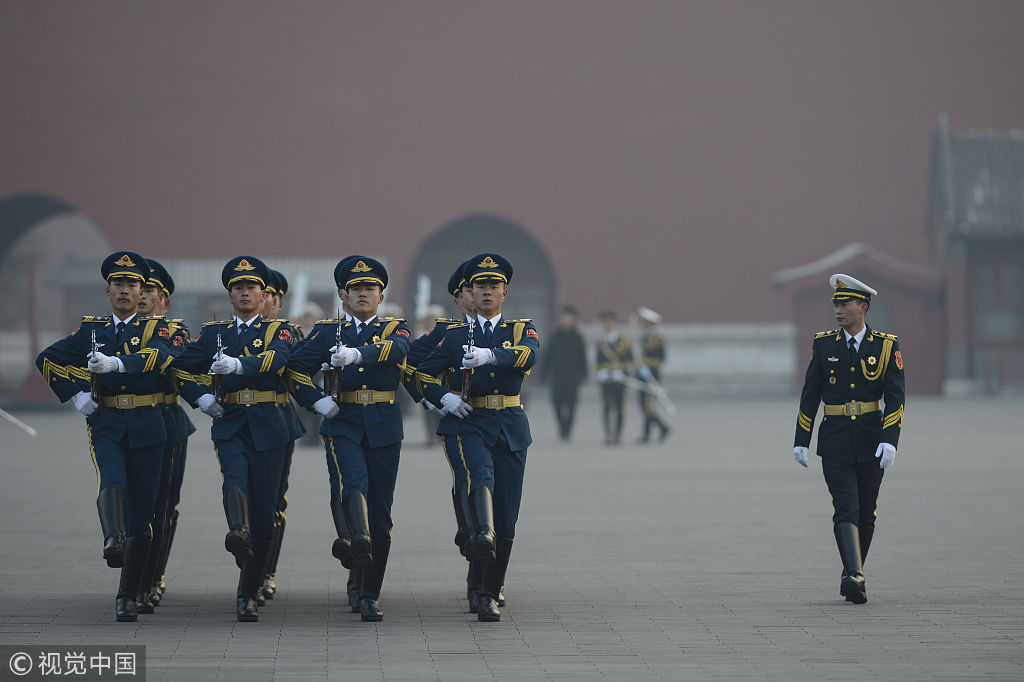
[456,486,475,558]
[237,539,272,622]
[330,494,354,568]
[223,487,253,568]
[835,522,867,604]
[478,538,513,622]
[342,492,373,567]
[468,487,496,561]
[467,559,485,613]
[136,523,164,613]
[452,487,470,554]
[115,537,150,622]
[347,568,363,613]
[153,509,178,602]
[97,488,125,568]
[263,512,285,599]
[359,538,391,622]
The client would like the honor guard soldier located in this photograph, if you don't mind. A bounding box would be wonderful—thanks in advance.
[635,306,670,443]
[415,253,540,622]
[595,311,633,445]
[170,256,294,622]
[793,274,905,604]
[134,259,196,613]
[259,268,306,603]
[35,252,174,622]
[286,256,411,622]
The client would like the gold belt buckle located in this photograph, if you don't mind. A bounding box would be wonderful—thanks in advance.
[485,394,503,409]
[238,389,255,405]
[844,401,861,416]
[116,395,132,409]
[356,390,372,404]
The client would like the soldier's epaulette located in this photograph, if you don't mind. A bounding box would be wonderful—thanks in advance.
[169,318,185,324]
[82,315,110,323]
[140,315,165,320]
[263,318,292,324]
[202,319,233,327]
[315,318,345,325]
[814,329,840,339]
[445,322,470,329]
[435,317,460,324]
[871,331,899,341]
[501,318,533,325]
[379,316,405,322]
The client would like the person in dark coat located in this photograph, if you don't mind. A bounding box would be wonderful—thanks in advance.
[540,305,587,441]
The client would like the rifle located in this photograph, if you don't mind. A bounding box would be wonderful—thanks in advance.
[210,316,225,406]
[331,310,343,405]
[90,327,100,403]
[460,317,474,401]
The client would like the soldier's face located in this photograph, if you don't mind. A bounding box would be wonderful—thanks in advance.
[833,299,867,329]
[455,286,474,315]
[106,278,141,317]
[262,293,283,318]
[472,280,506,317]
[138,285,167,316]
[229,282,265,317]
[346,283,383,319]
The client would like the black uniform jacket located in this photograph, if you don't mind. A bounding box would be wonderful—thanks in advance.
[794,326,905,463]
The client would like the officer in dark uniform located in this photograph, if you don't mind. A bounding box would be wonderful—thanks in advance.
[635,306,670,443]
[35,252,174,622]
[595,311,633,445]
[170,256,294,622]
[793,274,905,604]
[415,253,540,622]
[259,268,306,603]
[286,256,411,622]
[134,258,196,613]
[540,304,588,441]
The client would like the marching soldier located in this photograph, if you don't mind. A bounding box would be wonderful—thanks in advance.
[286,256,411,622]
[793,274,905,604]
[259,268,306,603]
[170,256,294,622]
[635,306,670,443]
[415,253,540,622]
[134,259,195,613]
[35,252,174,622]
[595,311,633,445]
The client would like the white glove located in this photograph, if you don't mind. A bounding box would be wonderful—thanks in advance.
[197,393,225,418]
[793,446,809,468]
[461,345,496,369]
[596,368,610,382]
[875,442,896,469]
[440,392,473,419]
[72,391,99,416]
[320,362,332,374]
[329,345,361,367]
[419,399,446,416]
[87,351,124,374]
[210,353,243,375]
[313,395,340,419]
[637,365,653,381]
[611,369,625,382]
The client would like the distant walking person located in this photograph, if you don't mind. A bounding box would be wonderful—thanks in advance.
[540,305,587,441]
[595,311,632,445]
[792,274,905,604]
[635,306,670,443]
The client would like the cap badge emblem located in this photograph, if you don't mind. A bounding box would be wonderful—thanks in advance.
[351,260,372,273]
[235,259,256,271]
[114,254,136,267]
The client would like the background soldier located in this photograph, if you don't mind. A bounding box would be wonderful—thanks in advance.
[134,258,196,613]
[287,256,411,622]
[35,252,173,622]
[170,256,294,622]
[635,306,670,443]
[416,253,540,622]
[259,268,306,604]
[595,311,633,445]
[540,304,587,442]
[793,274,905,604]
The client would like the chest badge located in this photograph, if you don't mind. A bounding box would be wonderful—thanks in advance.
[867,356,877,366]
[503,340,512,348]
[372,335,381,343]
[827,356,839,362]
[252,338,262,348]
[829,376,837,384]
[130,336,140,346]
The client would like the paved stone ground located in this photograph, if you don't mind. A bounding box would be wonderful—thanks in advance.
[1,392,1023,681]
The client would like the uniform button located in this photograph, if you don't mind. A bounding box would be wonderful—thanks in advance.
[849,383,855,389]
[121,386,126,391]
[361,385,367,390]
[851,415,857,421]
[493,389,499,394]
[850,367,855,372]
[358,367,365,372]
[490,372,496,378]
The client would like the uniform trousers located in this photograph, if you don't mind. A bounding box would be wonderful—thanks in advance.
[214,429,286,541]
[151,438,186,534]
[441,434,470,492]
[87,425,164,537]
[455,430,527,539]
[821,457,885,529]
[324,435,400,539]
